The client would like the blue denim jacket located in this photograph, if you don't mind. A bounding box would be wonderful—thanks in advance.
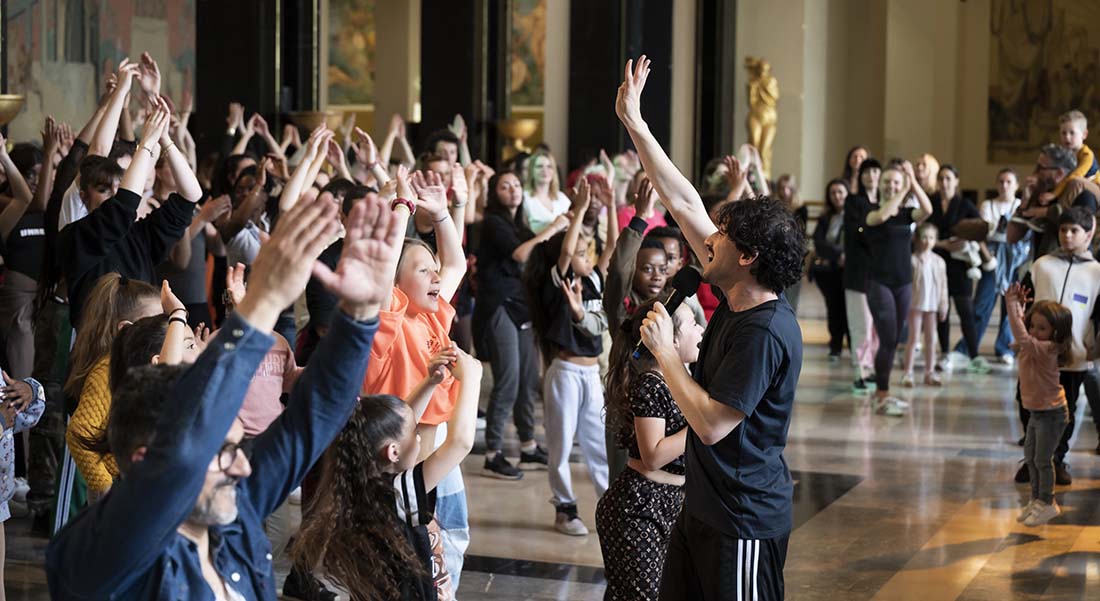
[46,308,378,600]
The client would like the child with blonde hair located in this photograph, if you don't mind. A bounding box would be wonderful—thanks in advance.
[903,223,948,387]
[1048,110,1100,200]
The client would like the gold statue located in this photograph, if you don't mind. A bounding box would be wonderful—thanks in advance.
[745,57,778,179]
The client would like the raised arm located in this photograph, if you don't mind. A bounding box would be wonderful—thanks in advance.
[593,175,619,276]
[558,178,590,275]
[0,132,35,241]
[158,282,189,365]
[247,190,403,516]
[422,349,481,491]
[33,117,62,214]
[406,348,457,422]
[90,60,141,157]
[411,170,467,299]
[616,56,716,266]
[119,100,169,197]
[154,98,203,203]
[252,114,286,161]
[902,161,932,221]
[1004,282,1029,342]
[280,127,327,212]
[378,114,402,167]
[354,127,390,186]
[231,112,257,156]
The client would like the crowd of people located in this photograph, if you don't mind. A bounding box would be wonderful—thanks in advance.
[0,45,1093,601]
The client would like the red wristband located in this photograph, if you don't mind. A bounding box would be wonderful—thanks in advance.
[391,197,416,215]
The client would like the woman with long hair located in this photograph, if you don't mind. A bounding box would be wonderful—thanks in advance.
[474,171,568,479]
[596,298,704,600]
[843,158,882,392]
[914,153,940,195]
[928,164,988,373]
[811,178,849,360]
[842,146,869,194]
[522,149,571,234]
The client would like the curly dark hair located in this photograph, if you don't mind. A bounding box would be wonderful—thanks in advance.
[292,395,427,601]
[713,196,806,293]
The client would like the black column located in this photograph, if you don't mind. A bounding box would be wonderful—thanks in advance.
[420,3,480,156]
[194,0,279,155]
[694,0,737,182]
[281,0,319,113]
[569,0,673,171]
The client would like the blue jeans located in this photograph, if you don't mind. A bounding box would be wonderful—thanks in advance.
[955,269,1014,357]
[1025,406,1068,503]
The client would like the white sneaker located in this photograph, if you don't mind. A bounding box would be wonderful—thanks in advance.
[12,477,29,504]
[875,397,906,417]
[996,355,1015,366]
[1023,499,1061,526]
[554,504,589,536]
[1016,499,1037,523]
[902,373,915,388]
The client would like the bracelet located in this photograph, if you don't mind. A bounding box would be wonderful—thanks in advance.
[391,197,416,215]
[452,202,467,209]
[163,141,177,152]
[434,213,451,223]
[141,145,157,158]
[169,307,188,318]
[168,316,188,326]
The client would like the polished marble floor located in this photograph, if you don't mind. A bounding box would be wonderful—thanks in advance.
[6,287,1100,600]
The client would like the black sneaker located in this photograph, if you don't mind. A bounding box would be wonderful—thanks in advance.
[1055,463,1072,486]
[1014,463,1030,483]
[29,511,51,539]
[482,453,524,480]
[519,445,549,470]
[1095,442,1100,456]
[282,564,337,601]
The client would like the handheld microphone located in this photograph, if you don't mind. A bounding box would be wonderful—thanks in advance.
[632,266,703,359]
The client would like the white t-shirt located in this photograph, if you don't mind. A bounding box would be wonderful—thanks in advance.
[522,190,570,234]
[980,197,1019,244]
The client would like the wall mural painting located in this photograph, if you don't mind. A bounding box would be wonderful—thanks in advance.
[989,0,1100,163]
[5,0,195,142]
[328,0,376,106]
[510,0,546,109]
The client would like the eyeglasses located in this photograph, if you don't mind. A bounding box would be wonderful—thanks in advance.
[215,438,255,473]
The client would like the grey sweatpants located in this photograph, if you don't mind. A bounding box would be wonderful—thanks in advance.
[543,358,608,506]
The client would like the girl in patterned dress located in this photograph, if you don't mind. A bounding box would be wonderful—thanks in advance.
[596,298,705,600]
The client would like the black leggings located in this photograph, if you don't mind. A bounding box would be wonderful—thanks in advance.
[865,280,912,392]
[938,294,979,358]
[814,270,848,356]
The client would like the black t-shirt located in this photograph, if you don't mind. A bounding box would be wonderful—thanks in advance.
[475,212,534,325]
[158,210,207,305]
[842,193,874,292]
[305,239,343,332]
[865,208,916,288]
[619,371,687,475]
[541,266,604,357]
[686,296,802,539]
[2,213,46,279]
[928,193,980,295]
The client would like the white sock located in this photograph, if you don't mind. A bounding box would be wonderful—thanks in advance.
[521,440,537,453]
[486,450,499,460]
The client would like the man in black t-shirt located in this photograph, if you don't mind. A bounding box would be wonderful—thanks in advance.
[1008,143,1100,260]
[617,56,805,601]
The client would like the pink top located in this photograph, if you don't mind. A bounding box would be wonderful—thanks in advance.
[1016,334,1067,411]
[238,333,303,435]
[617,206,667,234]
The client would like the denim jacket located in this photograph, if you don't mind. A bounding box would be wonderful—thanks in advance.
[46,308,378,600]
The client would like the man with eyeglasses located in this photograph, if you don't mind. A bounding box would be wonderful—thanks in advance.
[46,190,405,599]
[1008,143,1100,259]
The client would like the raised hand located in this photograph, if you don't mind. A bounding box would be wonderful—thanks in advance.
[615,55,652,128]
[250,114,270,137]
[388,113,405,137]
[591,173,614,208]
[426,344,460,385]
[634,176,657,218]
[450,162,469,206]
[115,58,142,95]
[58,122,74,156]
[639,302,675,357]
[237,196,341,330]
[138,52,162,99]
[161,280,186,316]
[42,116,60,157]
[722,155,747,194]
[199,194,233,224]
[354,127,378,166]
[311,192,405,320]
[599,149,615,181]
[562,276,585,321]
[410,170,450,218]
[141,98,171,149]
[193,323,212,353]
[569,176,592,214]
[228,102,244,131]
[226,262,247,307]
